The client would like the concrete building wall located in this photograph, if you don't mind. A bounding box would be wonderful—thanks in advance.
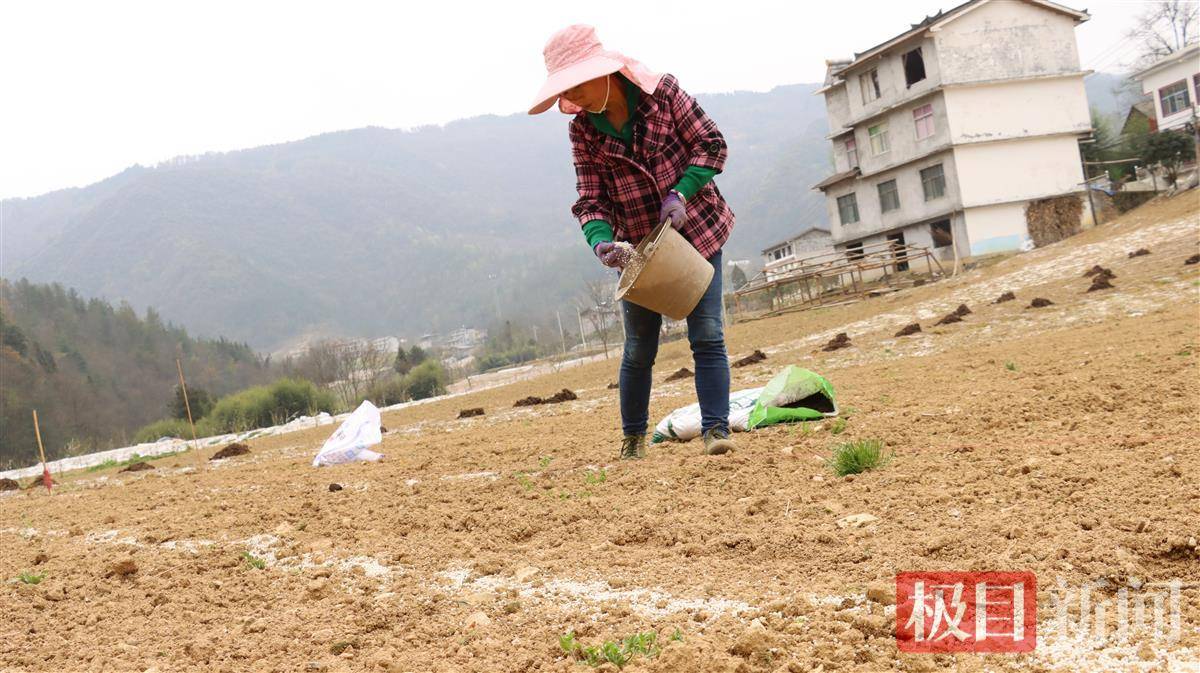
[853,92,952,177]
[962,202,1031,255]
[952,134,1085,208]
[824,84,852,135]
[934,0,1081,84]
[944,76,1090,143]
[843,36,943,125]
[828,149,962,243]
[1137,49,1200,131]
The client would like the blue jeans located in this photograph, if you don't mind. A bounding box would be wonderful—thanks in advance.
[619,250,729,436]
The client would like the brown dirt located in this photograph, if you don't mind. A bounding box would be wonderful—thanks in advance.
[1186,253,1199,265]
[1084,264,1116,279]
[119,461,154,473]
[0,477,18,491]
[2,194,1198,673]
[1087,275,1115,292]
[210,442,250,460]
[514,389,578,407]
[821,333,852,351]
[994,290,1016,303]
[328,483,343,492]
[105,559,138,578]
[22,473,50,490]
[457,408,486,419]
[664,368,694,381]
[1128,248,1151,258]
[934,311,964,325]
[606,382,620,390]
[731,350,768,368]
[1029,297,1055,308]
[893,323,922,337]
[954,303,972,316]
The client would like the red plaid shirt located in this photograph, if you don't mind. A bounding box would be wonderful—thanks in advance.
[569,74,734,259]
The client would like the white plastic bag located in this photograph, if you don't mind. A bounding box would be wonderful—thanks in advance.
[652,387,762,443]
[312,400,385,467]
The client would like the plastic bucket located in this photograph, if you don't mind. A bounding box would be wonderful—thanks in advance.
[615,221,714,320]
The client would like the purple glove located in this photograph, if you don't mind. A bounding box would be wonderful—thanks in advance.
[594,241,625,269]
[659,191,686,230]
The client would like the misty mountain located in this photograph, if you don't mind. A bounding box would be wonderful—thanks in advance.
[2,83,830,350]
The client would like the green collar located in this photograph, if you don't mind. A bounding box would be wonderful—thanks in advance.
[587,74,640,145]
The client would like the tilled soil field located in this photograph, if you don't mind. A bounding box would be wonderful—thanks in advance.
[2,195,1199,673]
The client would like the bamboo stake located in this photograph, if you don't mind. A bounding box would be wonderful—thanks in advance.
[32,410,52,494]
[176,359,204,470]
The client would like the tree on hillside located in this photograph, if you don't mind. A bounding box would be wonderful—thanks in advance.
[731,265,749,291]
[1140,130,1196,185]
[170,384,214,421]
[1127,1,1198,66]
[394,344,412,375]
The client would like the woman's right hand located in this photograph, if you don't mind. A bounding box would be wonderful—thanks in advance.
[594,242,626,269]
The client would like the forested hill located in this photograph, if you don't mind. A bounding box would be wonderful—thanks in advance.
[0,279,273,468]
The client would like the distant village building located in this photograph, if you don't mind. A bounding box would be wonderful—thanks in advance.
[814,0,1092,264]
[760,225,834,280]
[1131,43,1200,133]
[1120,99,1157,139]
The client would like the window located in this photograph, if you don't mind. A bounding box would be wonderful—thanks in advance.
[887,232,909,272]
[868,123,890,155]
[878,179,900,212]
[845,137,859,168]
[837,193,860,225]
[913,104,935,140]
[930,219,953,248]
[920,164,946,200]
[845,241,865,261]
[903,48,926,87]
[1159,80,1191,116]
[770,244,793,261]
[860,69,881,104]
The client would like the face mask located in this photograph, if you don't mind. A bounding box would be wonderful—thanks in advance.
[584,75,612,114]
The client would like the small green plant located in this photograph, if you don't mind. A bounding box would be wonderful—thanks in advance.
[827,438,891,477]
[799,421,813,436]
[539,456,554,469]
[559,630,659,668]
[514,472,534,491]
[18,571,45,585]
[241,552,266,570]
[829,418,847,435]
[1005,361,1018,371]
[584,468,607,485]
[670,628,683,642]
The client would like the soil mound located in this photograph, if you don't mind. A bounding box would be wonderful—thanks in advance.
[606,382,619,390]
[894,323,922,337]
[1087,276,1115,292]
[1128,248,1151,258]
[514,389,578,407]
[23,474,50,490]
[954,304,972,316]
[0,478,18,491]
[120,462,154,473]
[665,368,694,381]
[210,443,250,460]
[1084,265,1115,279]
[1185,254,1199,265]
[328,483,343,492]
[934,312,963,326]
[994,291,1016,303]
[1028,297,1055,308]
[457,408,485,419]
[822,333,852,351]
[732,350,768,368]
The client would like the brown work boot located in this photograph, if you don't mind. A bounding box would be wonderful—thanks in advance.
[703,428,737,455]
[619,434,646,460]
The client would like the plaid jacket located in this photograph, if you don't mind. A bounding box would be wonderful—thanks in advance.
[569,74,734,259]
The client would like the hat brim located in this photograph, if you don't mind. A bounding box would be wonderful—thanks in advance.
[528,55,624,115]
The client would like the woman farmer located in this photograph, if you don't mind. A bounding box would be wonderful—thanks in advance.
[528,25,737,459]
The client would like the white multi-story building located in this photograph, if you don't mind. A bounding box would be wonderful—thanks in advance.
[814,0,1092,263]
[1131,42,1200,133]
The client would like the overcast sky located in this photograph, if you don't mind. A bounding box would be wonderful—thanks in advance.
[1,0,1146,199]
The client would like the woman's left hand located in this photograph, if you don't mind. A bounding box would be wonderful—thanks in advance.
[659,192,686,230]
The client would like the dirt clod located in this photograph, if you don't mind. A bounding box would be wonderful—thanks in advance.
[606,382,619,390]
[994,290,1016,303]
[328,483,343,492]
[22,474,50,490]
[120,461,154,473]
[106,559,138,578]
[1185,254,1199,265]
[954,303,972,316]
[1028,297,1055,308]
[1128,248,1151,258]
[665,368,694,382]
[457,408,485,419]
[822,333,852,351]
[1086,275,1115,292]
[934,312,963,326]
[894,323,922,337]
[513,389,578,407]
[210,443,250,460]
[1084,265,1116,279]
[732,350,767,368]
[0,478,18,491]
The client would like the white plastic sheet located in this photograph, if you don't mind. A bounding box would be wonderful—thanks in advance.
[652,387,763,442]
[312,401,385,467]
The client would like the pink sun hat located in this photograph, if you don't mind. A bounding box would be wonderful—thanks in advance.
[528,24,663,115]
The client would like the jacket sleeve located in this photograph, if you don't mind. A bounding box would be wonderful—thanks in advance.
[663,74,727,174]
[569,119,614,229]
